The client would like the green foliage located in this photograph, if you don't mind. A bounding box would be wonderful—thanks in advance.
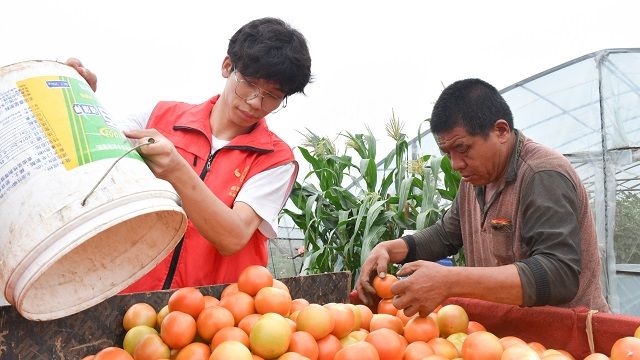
[614,192,640,264]
[283,114,462,282]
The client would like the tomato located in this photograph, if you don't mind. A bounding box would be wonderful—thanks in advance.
[160,311,197,349]
[254,286,292,316]
[376,298,398,316]
[403,341,434,360]
[174,342,210,360]
[325,303,356,339]
[296,304,335,340]
[404,316,439,343]
[94,347,133,360]
[365,328,405,360]
[219,291,256,325]
[237,265,273,296]
[334,341,379,360]
[210,341,253,360]
[372,275,398,299]
[211,326,250,350]
[610,337,640,360]
[133,333,170,360]
[122,303,157,330]
[288,331,319,360]
[122,325,157,354]
[249,313,292,359]
[436,304,469,337]
[461,331,503,360]
[168,287,205,319]
[369,314,403,334]
[196,305,234,342]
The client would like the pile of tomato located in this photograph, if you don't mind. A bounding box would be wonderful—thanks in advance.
[81,266,640,360]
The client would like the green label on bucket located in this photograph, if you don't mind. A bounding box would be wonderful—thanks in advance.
[16,75,142,170]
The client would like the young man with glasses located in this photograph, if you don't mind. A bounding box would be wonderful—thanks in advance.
[67,17,311,292]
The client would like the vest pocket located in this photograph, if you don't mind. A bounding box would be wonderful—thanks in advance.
[489,228,515,264]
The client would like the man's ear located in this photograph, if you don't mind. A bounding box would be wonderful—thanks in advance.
[494,119,512,143]
[221,55,233,78]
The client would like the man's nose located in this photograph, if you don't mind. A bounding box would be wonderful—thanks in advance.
[449,153,466,171]
[245,94,263,110]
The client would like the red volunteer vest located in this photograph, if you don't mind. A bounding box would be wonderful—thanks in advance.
[122,96,297,293]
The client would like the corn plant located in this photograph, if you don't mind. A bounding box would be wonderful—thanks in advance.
[283,114,462,282]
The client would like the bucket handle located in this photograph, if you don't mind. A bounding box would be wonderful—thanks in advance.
[81,138,155,206]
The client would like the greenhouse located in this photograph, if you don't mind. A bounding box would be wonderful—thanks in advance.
[400,48,640,315]
[274,48,640,316]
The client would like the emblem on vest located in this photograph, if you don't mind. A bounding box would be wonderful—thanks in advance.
[490,218,512,232]
[229,185,240,197]
[234,166,250,183]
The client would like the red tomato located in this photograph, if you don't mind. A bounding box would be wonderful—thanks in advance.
[168,287,205,319]
[160,311,197,349]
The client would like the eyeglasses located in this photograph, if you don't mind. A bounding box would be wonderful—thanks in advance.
[232,70,287,113]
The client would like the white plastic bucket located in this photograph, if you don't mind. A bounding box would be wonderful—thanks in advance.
[0,60,188,320]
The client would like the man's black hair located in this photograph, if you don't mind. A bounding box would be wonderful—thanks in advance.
[430,78,513,137]
[228,17,312,96]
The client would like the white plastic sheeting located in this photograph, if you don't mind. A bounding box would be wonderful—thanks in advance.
[501,49,640,315]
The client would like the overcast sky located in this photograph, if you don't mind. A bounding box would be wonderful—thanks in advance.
[2,0,639,163]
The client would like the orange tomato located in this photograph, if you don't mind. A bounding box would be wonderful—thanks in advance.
[278,352,312,360]
[156,305,169,328]
[211,326,250,350]
[220,283,239,298]
[377,298,398,316]
[500,345,540,360]
[132,333,170,360]
[288,331,319,360]
[122,303,157,330]
[94,347,133,360]
[404,316,439,343]
[427,338,459,359]
[203,295,220,308]
[160,311,196,349]
[403,341,434,360]
[272,278,291,293]
[610,337,640,360]
[196,305,234,342]
[174,342,210,360]
[296,304,335,340]
[499,336,527,349]
[369,313,403,334]
[291,298,310,313]
[316,334,342,360]
[334,341,380,360]
[219,291,256,325]
[365,328,405,360]
[168,287,205,319]
[460,331,503,360]
[238,265,273,296]
[584,353,611,360]
[325,303,356,339]
[372,275,397,299]
[254,286,292,316]
[396,309,415,325]
[356,304,373,331]
[210,340,253,360]
[465,320,487,334]
[527,341,547,357]
[238,313,262,335]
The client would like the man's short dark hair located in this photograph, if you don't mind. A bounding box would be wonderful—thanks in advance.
[430,78,513,137]
[228,17,312,96]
